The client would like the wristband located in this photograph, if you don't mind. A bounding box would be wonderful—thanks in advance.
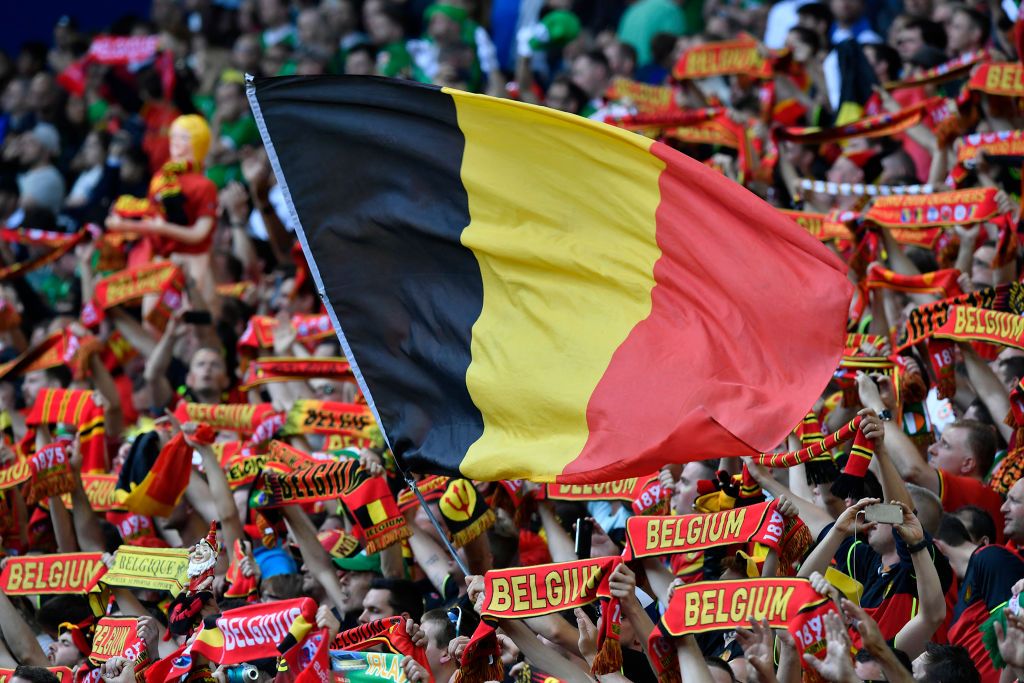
[906,538,931,554]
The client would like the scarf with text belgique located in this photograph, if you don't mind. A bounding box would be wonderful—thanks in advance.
[754,416,874,498]
[462,558,622,683]
[252,457,410,553]
[26,389,106,473]
[647,578,835,683]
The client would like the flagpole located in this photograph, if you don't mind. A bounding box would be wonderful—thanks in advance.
[396,465,471,577]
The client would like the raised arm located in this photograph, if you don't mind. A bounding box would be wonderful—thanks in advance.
[959,342,1014,442]
[0,589,48,665]
[282,505,349,614]
[857,372,939,494]
[891,503,945,659]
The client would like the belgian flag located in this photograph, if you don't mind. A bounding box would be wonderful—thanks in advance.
[248,75,853,483]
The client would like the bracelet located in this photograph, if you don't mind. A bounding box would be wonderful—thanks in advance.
[906,538,931,554]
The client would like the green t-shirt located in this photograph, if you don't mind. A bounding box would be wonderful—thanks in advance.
[206,115,261,188]
[618,0,690,65]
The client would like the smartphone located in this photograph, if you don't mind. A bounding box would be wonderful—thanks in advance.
[183,310,213,325]
[864,503,903,525]
[575,518,593,559]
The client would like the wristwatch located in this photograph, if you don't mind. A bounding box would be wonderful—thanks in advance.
[906,538,932,554]
[878,409,893,422]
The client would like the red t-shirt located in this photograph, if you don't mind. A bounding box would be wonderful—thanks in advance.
[938,469,1005,544]
[151,172,218,256]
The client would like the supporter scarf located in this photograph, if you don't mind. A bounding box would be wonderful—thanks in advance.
[602,108,721,131]
[225,454,271,488]
[0,552,107,594]
[25,440,75,505]
[863,187,999,229]
[52,475,120,511]
[88,35,160,64]
[467,558,622,680]
[82,262,184,331]
[281,400,378,440]
[605,78,679,114]
[100,331,139,373]
[333,618,432,682]
[864,264,963,296]
[224,539,259,600]
[215,282,255,300]
[646,578,834,683]
[900,285,1016,348]
[992,379,1024,495]
[0,228,87,281]
[754,416,873,497]
[439,478,495,548]
[0,668,73,683]
[957,130,1024,167]
[0,227,77,247]
[253,459,410,552]
[172,402,279,435]
[797,179,933,197]
[669,119,740,148]
[933,305,1024,350]
[112,194,157,219]
[280,628,332,683]
[0,458,31,490]
[190,597,317,665]
[796,411,839,483]
[238,314,335,351]
[968,62,1024,96]
[329,651,415,683]
[778,210,854,241]
[776,98,939,144]
[101,545,189,596]
[672,37,770,80]
[630,477,671,516]
[89,616,148,668]
[622,499,784,560]
[148,160,198,226]
[884,49,989,90]
[240,357,352,390]
[543,474,658,502]
[395,474,450,513]
[693,466,763,513]
[60,330,106,381]
[27,388,106,473]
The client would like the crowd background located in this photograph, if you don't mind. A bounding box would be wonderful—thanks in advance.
[5,1,1024,683]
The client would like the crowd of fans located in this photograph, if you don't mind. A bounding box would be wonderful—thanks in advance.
[4,1,1024,683]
